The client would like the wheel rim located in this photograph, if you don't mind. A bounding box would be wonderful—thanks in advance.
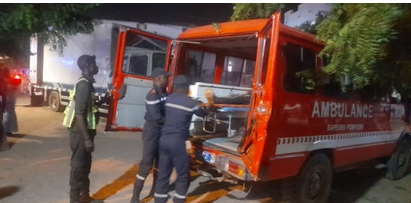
[306,170,322,199]
[51,95,57,109]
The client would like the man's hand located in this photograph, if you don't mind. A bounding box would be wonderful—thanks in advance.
[85,139,94,153]
[207,104,218,112]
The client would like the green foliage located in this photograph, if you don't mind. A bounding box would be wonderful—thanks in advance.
[231,3,284,21]
[212,22,221,34]
[316,3,411,96]
[298,11,329,34]
[231,3,411,97]
[0,3,101,65]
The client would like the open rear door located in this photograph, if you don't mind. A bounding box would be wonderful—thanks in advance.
[107,27,173,131]
[240,12,281,180]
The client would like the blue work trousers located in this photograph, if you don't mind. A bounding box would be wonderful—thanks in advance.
[154,134,190,203]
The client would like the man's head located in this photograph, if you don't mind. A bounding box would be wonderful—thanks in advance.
[151,68,171,90]
[77,55,99,76]
[173,75,190,94]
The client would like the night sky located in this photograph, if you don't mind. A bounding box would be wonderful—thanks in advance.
[87,3,300,26]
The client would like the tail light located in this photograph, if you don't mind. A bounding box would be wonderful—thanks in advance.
[10,74,22,86]
[227,160,245,179]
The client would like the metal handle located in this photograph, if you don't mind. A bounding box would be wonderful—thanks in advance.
[203,112,217,134]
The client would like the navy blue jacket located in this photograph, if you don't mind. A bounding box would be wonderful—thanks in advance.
[144,86,167,125]
[162,93,206,139]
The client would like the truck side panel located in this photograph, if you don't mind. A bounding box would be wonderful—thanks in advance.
[258,31,405,181]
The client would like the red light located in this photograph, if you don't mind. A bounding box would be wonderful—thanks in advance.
[10,74,22,86]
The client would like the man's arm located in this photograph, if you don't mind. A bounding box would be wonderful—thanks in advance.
[145,91,164,123]
[193,103,207,118]
[74,81,94,152]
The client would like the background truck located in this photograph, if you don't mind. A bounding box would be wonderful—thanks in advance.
[29,19,188,118]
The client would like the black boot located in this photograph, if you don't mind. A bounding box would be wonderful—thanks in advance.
[70,192,81,203]
[130,178,144,203]
[80,192,94,203]
[80,169,94,203]
[148,169,158,197]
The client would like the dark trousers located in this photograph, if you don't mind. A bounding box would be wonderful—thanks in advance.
[0,100,8,151]
[131,122,161,202]
[69,131,94,203]
[154,134,189,203]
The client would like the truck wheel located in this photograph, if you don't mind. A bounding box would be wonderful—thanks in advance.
[48,91,64,112]
[385,139,411,180]
[282,153,332,203]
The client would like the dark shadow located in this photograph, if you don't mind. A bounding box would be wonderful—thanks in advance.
[6,133,28,149]
[140,171,202,203]
[328,166,386,203]
[90,200,105,203]
[15,104,34,107]
[186,165,388,203]
[186,179,269,203]
[7,133,26,139]
[92,164,140,200]
[0,186,20,200]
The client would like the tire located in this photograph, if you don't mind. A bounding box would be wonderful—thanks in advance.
[385,139,411,180]
[282,153,333,203]
[48,91,64,112]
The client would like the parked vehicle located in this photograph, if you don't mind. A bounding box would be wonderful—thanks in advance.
[109,12,411,203]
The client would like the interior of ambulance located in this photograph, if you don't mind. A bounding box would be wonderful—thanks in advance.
[173,34,260,155]
[114,27,263,155]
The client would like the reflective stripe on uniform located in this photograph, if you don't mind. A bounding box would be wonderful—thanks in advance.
[146,99,160,105]
[145,96,167,105]
[136,174,145,180]
[165,103,196,112]
[154,193,168,198]
[174,193,186,199]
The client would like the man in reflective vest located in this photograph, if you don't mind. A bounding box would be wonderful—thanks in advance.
[63,55,99,203]
[130,68,170,203]
[154,75,208,203]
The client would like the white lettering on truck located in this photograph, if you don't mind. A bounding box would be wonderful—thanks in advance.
[312,101,373,118]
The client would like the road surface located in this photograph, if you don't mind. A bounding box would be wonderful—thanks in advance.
[0,95,410,203]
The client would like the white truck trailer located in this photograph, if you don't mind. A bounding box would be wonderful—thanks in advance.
[29,20,187,118]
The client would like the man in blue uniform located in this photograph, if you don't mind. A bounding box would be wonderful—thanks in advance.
[154,75,208,203]
[130,68,170,203]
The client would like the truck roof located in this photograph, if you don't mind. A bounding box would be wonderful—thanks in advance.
[178,18,321,45]
[178,19,267,39]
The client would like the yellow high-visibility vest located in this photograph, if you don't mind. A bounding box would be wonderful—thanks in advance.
[62,78,98,129]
